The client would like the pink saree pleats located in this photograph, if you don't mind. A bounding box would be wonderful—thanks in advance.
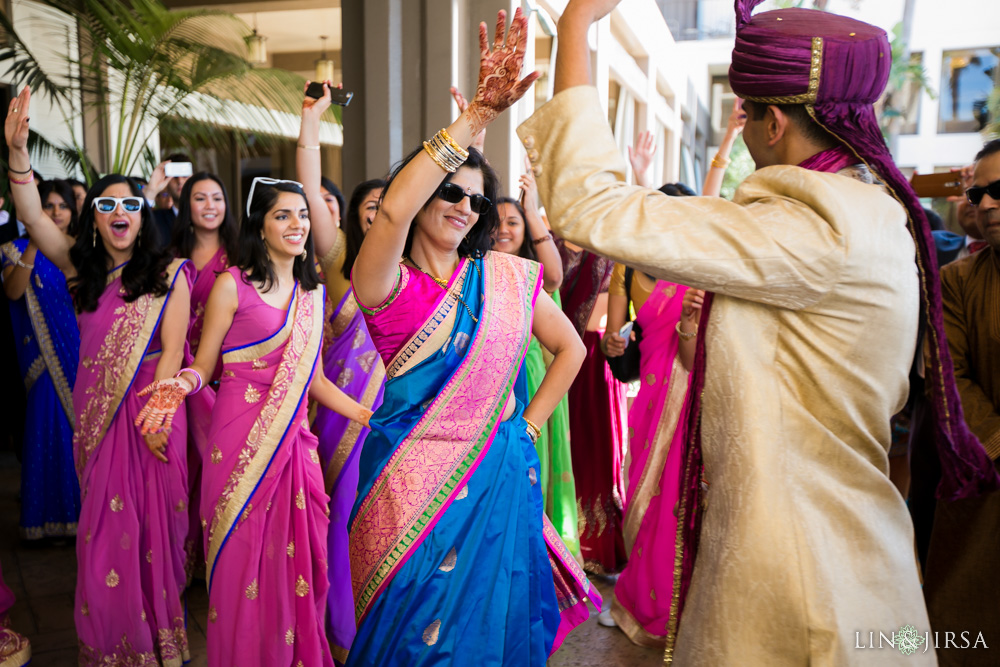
[201,277,332,667]
[611,282,692,648]
[73,261,190,666]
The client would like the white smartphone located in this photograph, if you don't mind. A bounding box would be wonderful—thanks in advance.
[164,161,193,178]
[619,321,633,341]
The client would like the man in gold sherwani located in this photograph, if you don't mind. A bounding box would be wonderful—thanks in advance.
[923,140,1000,665]
[518,0,996,664]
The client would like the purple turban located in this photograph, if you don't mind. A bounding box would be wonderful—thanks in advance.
[729,0,998,500]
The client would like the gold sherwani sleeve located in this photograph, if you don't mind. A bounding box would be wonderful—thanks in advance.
[518,86,861,310]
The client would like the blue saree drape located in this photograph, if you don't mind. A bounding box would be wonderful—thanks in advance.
[1,239,80,539]
[347,253,560,666]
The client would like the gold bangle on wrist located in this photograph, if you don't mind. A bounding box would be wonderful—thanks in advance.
[439,128,470,161]
[711,154,731,169]
[676,320,698,340]
[525,418,541,444]
[297,143,321,150]
[15,259,34,271]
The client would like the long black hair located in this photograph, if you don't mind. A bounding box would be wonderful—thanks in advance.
[38,179,80,237]
[170,172,239,261]
[341,178,386,281]
[495,196,537,262]
[237,180,320,292]
[68,174,172,313]
[382,146,500,261]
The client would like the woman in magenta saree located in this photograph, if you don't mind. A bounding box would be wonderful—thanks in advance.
[7,90,195,664]
[605,278,695,647]
[136,178,371,666]
[169,171,237,582]
[347,13,596,663]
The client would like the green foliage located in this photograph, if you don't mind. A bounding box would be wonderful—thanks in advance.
[880,21,935,137]
[0,0,340,181]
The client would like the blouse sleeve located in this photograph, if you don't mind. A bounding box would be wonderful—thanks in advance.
[608,262,626,297]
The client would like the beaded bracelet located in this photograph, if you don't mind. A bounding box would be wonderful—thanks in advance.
[8,173,34,186]
[175,367,204,394]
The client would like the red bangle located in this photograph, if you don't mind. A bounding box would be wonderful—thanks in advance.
[8,173,34,186]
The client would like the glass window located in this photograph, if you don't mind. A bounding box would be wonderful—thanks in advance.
[938,47,999,134]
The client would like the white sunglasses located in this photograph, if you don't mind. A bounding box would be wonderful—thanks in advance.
[92,196,145,213]
[246,177,304,216]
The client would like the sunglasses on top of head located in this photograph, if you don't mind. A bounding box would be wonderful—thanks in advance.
[92,196,145,213]
[965,179,1000,207]
[435,182,492,215]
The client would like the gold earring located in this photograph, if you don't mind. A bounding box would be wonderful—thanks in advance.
[92,227,96,247]
[301,247,308,259]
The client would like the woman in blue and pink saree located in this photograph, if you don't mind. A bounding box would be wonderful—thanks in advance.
[346,11,597,664]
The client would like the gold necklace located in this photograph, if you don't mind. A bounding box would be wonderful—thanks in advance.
[405,255,480,324]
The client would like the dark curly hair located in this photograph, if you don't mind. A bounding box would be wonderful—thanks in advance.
[170,172,239,262]
[236,180,320,292]
[38,179,80,237]
[495,197,537,262]
[68,175,173,313]
[382,146,500,260]
[341,179,386,281]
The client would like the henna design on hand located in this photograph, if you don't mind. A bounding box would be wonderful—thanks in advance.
[466,8,541,136]
[134,378,191,435]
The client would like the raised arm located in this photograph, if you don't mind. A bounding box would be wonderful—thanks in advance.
[518,163,562,291]
[297,82,339,258]
[702,99,746,198]
[4,88,75,275]
[352,8,539,307]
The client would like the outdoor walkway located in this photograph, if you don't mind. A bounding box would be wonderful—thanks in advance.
[0,452,661,665]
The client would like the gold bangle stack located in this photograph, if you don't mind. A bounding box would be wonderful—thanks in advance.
[524,418,541,444]
[297,143,321,150]
[423,128,469,173]
[711,154,731,169]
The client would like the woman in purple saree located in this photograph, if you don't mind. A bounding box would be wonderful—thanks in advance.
[136,178,371,666]
[347,11,596,664]
[296,93,387,660]
[7,88,192,665]
[169,171,238,582]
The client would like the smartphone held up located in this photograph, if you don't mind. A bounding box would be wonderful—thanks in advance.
[305,81,354,107]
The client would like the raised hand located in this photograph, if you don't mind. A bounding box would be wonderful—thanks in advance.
[5,88,31,153]
[465,7,540,136]
[628,131,656,188]
[725,98,747,138]
[519,156,540,210]
[134,377,192,435]
[303,80,335,117]
[451,86,486,152]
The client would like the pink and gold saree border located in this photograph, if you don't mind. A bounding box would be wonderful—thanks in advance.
[350,253,541,622]
[622,357,689,555]
[74,258,187,475]
[206,286,325,590]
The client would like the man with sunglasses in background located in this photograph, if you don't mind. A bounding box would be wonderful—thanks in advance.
[922,138,1000,662]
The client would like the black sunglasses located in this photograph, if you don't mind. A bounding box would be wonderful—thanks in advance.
[965,179,1000,207]
[436,182,491,215]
